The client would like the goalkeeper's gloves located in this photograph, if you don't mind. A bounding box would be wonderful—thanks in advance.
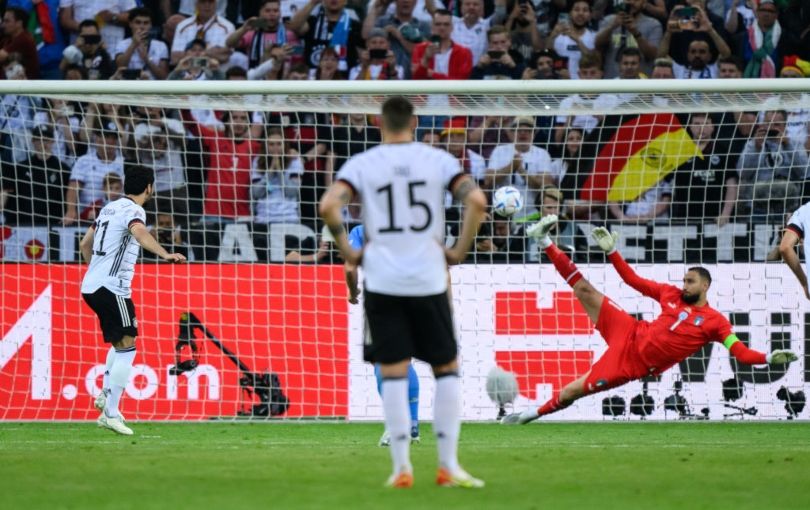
[766,350,799,364]
[591,227,619,255]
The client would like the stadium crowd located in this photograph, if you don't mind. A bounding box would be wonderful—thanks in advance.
[0,0,809,262]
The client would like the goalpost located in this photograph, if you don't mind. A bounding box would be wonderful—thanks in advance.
[1,79,809,422]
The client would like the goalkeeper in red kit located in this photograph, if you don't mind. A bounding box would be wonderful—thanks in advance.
[502,215,799,424]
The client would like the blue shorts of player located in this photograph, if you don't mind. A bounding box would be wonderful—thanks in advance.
[374,363,420,439]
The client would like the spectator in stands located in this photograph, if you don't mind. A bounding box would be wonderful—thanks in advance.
[82,172,123,220]
[171,0,235,67]
[421,129,441,147]
[779,56,810,154]
[594,0,662,79]
[244,44,290,80]
[485,116,554,213]
[327,110,382,167]
[641,0,668,22]
[350,28,403,79]
[0,90,35,164]
[737,110,810,221]
[168,39,226,80]
[521,48,563,79]
[741,0,781,78]
[505,0,541,63]
[438,0,507,66]
[63,120,124,226]
[310,46,346,78]
[467,115,509,160]
[144,209,191,261]
[34,99,79,167]
[289,0,363,72]
[59,20,115,80]
[114,7,169,80]
[184,109,261,222]
[550,0,596,79]
[2,126,70,226]
[441,117,486,183]
[717,54,743,77]
[608,178,673,224]
[474,215,526,263]
[725,0,756,57]
[671,113,738,225]
[535,185,576,253]
[658,6,730,79]
[7,0,65,79]
[470,25,525,79]
[778,0,810,61]
[251,127,304,224]
[225,0,300,72]
[617,46,644,79]
[0,7,40,79]
[663,1,729,66]
[411,9,473,79]
[59,0,133,51]
[364,0,431,79]
[63,63,87,79]
[650,56,675,78]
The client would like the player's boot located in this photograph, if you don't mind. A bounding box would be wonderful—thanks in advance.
[378,430,391,447]
[94,391,126,422]
[436,467,485,488]
[410,425,420,445]
[385,471,414,488]
[500,409,540,425]
[525,214,558,247]
[97,413,134,436]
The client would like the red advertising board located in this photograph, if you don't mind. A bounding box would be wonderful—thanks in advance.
[0,264,349,420]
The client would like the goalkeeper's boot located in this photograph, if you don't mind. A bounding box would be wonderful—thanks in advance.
[436,467,485,489]
[94,391,126,422]
[500,408,540,425]
[526,214,558,248]
[378,430,391,447]
[97,413,133,436]
[410,425,420,445]
[385,471,414,489]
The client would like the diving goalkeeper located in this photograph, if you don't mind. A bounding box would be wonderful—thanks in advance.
[503,215,798,424]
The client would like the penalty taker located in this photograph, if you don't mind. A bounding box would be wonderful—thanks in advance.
[503,215,798,425]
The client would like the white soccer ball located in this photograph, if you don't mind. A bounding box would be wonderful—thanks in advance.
[485,366,519,406]
[492,186,523,217]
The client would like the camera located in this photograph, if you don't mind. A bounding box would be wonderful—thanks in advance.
[82,34,102,45]
[248,18,270,30]
[429,34,442,44]
[191,57,209,68]
[369,48,387,60]
[614,0,629,13]
[488,50,505,60]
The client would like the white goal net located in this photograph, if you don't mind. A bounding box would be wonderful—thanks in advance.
[1,79,809,421]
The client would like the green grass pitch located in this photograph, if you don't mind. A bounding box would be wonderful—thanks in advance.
[1,422,809,510]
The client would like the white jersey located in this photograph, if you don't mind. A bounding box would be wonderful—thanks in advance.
[336,142,461,297]
[81,197,146,297]
[788,201,810,280]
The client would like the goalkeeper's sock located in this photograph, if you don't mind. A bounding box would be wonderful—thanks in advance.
[407,364,420,433]
[102,346,115,394]
[544,244,582,288]
[105,346,136,419]
[537,393,570,418]
[382,377,412,475]
[433,372,461,473]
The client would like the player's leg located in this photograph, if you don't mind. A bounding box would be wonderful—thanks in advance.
[412,294,484,489]
[372,363,391,447]
[527,214,604,323]
[365,291,415,488]
[94,346,116,412]
[407,364,420,442]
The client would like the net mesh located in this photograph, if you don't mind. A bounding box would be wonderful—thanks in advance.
[1,84,809,421]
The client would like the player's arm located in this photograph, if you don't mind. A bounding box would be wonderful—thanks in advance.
[79,223,95,263]
[722,334,798,365]
[592,227,662,299]
[778,227,810,300]
[446,175,487,265]
[319,181,361,265]
[344,262,360,304]
[129,223,187,262]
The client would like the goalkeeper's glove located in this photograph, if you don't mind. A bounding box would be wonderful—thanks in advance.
[591,227,619,255]
[766,350,799,364]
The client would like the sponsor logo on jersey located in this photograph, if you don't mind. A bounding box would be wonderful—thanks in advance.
[694,316,704,326]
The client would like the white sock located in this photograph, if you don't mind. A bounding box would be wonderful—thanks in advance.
[102,347,115,394]
[382,378,412,475]
[539,235,552,249]
[434,373,461,473]
[105,347,136,418]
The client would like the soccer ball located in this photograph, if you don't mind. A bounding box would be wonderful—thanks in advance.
[485,366,519,406]
[492,186,523,217]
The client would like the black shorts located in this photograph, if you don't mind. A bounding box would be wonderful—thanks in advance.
[363,290,457,366]
[82,287,138,343]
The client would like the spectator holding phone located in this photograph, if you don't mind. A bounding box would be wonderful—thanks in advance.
[168,39,226,80]
[114,8,169,80]
[364,0,431,79]
[436,0,508,66]
[471,25,524,79]
[59,20,115,80]
[550,0,596,79]
[225,0,300,70]
[170,0,235,67]
[505,0,542,63]
[521,48,564,79]
[594,0,661,79]
[411,9,473,79]
[661,1,730,70]
[350,28,403,79]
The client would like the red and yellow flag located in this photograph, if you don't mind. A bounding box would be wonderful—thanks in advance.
[580,113,701,203]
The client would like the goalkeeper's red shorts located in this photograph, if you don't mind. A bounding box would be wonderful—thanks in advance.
[584,298,650,394]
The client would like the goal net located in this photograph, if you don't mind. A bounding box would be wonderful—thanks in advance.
[1,80,808,422]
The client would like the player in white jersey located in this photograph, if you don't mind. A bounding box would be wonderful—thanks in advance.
[319,96,487,489]
[79,165,186,435]
[780,201,810,300]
